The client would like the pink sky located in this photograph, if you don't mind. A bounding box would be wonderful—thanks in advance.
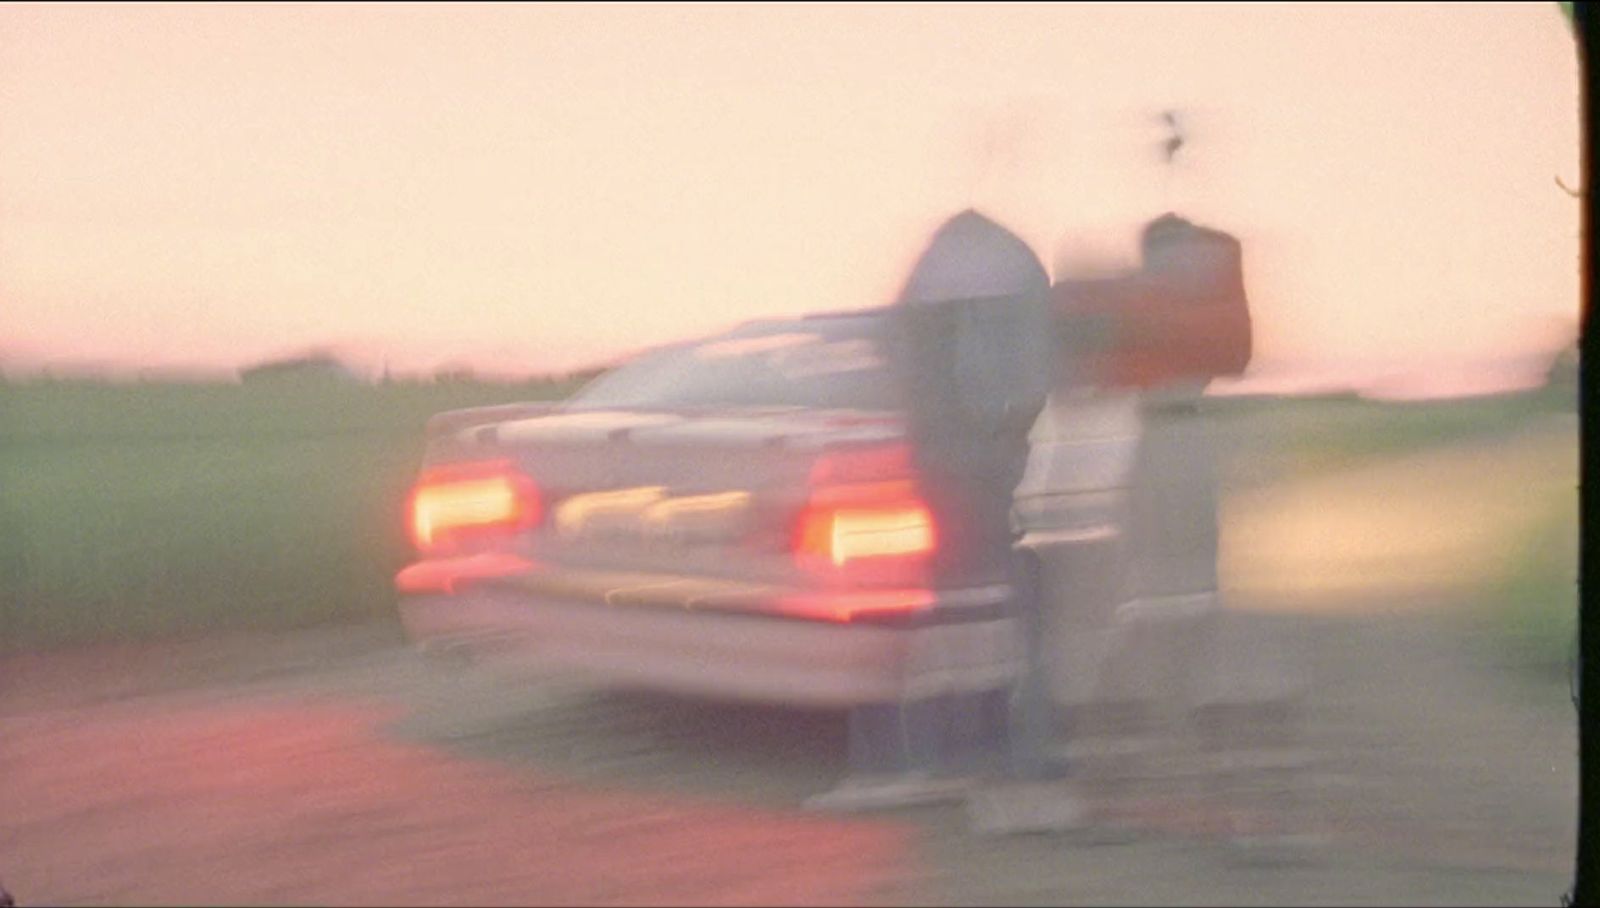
[0,3,1581,392]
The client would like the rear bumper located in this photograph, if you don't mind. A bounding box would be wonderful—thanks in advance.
[395,557,1020,708]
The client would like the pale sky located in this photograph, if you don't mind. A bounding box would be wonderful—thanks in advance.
[0,2,1582,391]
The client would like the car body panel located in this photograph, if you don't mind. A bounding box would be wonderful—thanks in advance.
[397,311,1144,707]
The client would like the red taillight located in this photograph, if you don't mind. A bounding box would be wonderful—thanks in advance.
[796,480,937,568]
[408,460,540,554]
[795,445,937,576]
[806,443,916,486]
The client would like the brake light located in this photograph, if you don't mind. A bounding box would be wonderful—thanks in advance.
[408,460,540,553]
[807,443,915,486]
[795,445,937,575]
[796,480,937,567]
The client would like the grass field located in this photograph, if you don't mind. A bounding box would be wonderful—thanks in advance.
[1209,387,1577,677]
[0,378,583,648]
[1220,411,1575,607]
[0,373,1576,651]
[1204,388,1571,491]
[1478,474,1579,682]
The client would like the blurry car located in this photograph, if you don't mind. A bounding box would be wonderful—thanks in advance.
[395,309,1141,708]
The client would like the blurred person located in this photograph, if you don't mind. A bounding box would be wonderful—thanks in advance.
[1041,212,1261,829]
[967,245,1146,834]
[806,205,1264,834]
[806,209,1059,811]
[1118,216,1315,846]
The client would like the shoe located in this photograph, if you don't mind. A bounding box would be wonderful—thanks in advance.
[803,772,971,812]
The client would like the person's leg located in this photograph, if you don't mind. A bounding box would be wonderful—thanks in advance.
[845,702,908,777]
[966,485,1092,834]
[922,435,1064,785]
[1004,547,1069,782]
[936,686,1010,778]
[821,424,1051,813]
[807,699,970,811]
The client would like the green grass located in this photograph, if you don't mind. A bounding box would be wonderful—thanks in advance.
[1207,390,1558,492]
[1209,389,1576,674]
[0,378,582,649]
[1475,491,1579,683]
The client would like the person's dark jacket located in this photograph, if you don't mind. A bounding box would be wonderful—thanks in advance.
[889,209,1054,583]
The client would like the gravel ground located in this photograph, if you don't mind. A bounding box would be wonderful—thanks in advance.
[0,602,1576,907]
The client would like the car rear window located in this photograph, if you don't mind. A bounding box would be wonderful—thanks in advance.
[567,315,900,412]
